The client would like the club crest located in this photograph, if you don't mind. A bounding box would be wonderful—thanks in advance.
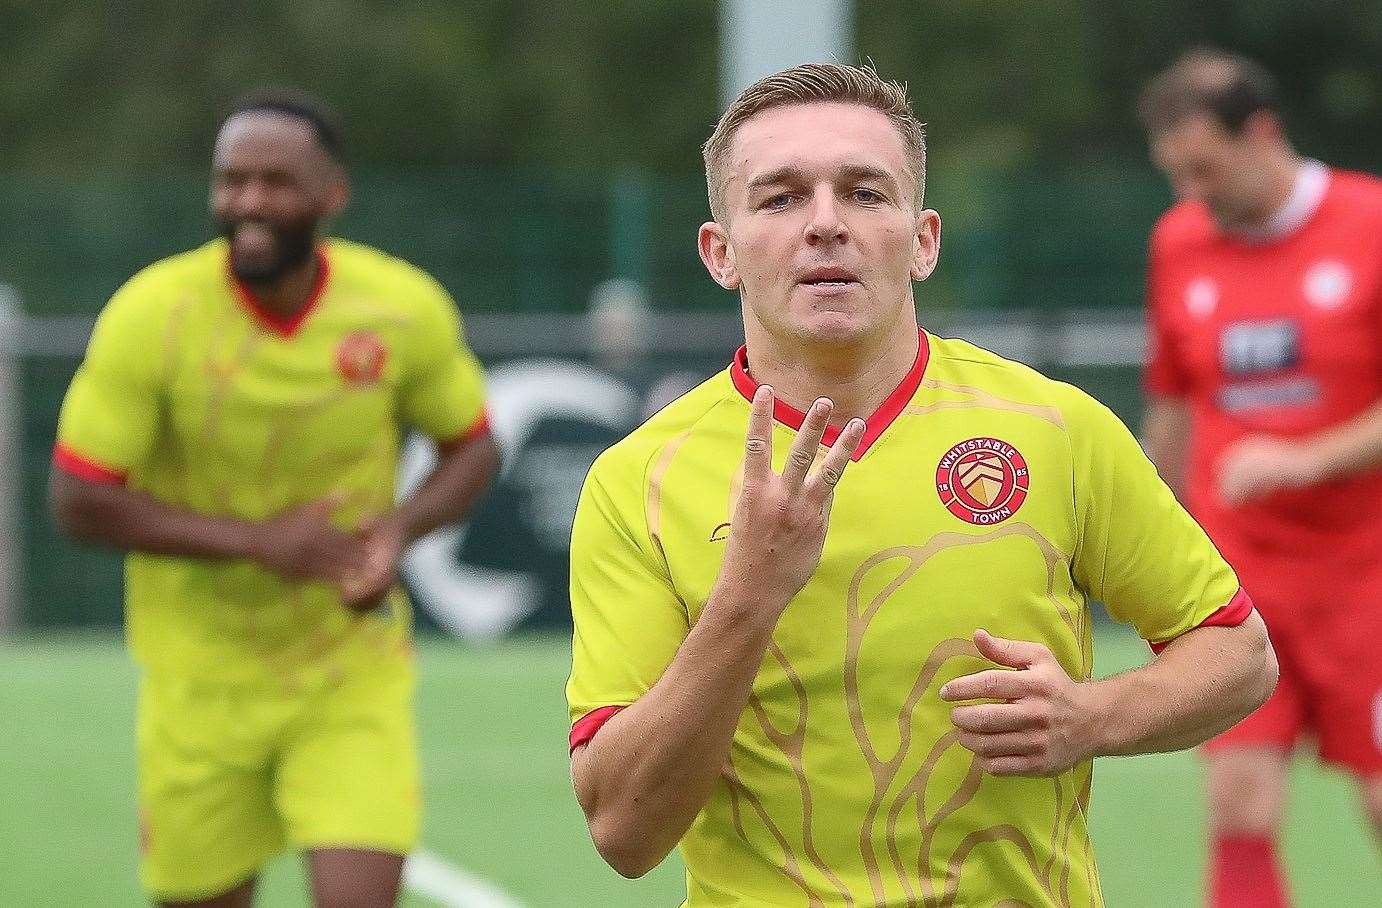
[336,330,388,385]
[936,437,1029,525]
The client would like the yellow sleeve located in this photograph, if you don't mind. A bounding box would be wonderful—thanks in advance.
[55,275,165,479]
[1066,388,1246,647]
[566,447,690,731]
[398,277,488,441]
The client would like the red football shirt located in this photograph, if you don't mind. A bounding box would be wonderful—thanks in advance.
[1145,165,1382,564]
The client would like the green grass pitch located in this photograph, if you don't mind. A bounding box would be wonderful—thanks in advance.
[1,628,1376,906]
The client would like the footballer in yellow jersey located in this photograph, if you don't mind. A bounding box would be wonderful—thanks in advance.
[567,64,1277,908]
[570,332,1250,906]
[51,93,496,905]
[56,235,486,688]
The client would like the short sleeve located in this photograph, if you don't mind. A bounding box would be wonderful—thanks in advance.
[1067,390,1248,649]
[1143,231,1191,399]
[565,450,690,743]
[54,278,165,481]
[397,278,488,441]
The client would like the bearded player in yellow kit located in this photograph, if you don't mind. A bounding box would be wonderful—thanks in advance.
[50,92,498,907]
[567,64,1280,906]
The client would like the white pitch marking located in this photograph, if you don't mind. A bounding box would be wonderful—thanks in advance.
[402,848,527,908]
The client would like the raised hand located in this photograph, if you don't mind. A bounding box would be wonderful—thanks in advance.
[940,629,1101,776]
[716,385,867,614]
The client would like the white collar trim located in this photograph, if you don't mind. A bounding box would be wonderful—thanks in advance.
[1234,160,1329,242]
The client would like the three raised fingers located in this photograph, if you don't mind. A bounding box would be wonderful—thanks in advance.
[809,416,866,494]
[743,385,776,484]
[781,398,834,491]
[743,388,867,491]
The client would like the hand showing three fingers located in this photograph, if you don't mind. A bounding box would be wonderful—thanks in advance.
[717,386,867,615]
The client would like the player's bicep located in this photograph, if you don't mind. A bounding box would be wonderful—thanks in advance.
[566,467,688,748]
[1071,395,1243,645]
[55,294,163,478]
[399,287,488,441]
[403,343,488,441]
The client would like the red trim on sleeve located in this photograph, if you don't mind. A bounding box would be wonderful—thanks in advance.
[228,247,330,338]
[1148,587,1255,654]
[434,410,491,453]
[569,705,624,754]
[457,410,491,443]
[52,443,127,484]
[729,330,930,461]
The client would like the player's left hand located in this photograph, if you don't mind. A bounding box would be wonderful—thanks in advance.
[1217,435,1323,506]
[939,629,1097,776]
[340,517,406,612]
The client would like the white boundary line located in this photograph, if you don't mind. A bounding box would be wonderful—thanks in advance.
[403,848,527,908]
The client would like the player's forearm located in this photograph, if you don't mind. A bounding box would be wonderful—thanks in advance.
[1142,397,1191,498]
[389,433,499,543]
[1301,399,1382,484]
[573,576,787,878]
[1086,611,1277,758]
[50,471,260,560]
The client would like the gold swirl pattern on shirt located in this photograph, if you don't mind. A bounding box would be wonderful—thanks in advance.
[199,306,266,448]
[720,523,1093,905]
[722,760,822,907]
[645,427,697,579]
[188,313,403,685]
[744,640,857,906]
[710,380,1096,903]
[906,379,1067,430]
[841,526,1090,907]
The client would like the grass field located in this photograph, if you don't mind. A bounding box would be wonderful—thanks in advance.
[2,628,1376,907]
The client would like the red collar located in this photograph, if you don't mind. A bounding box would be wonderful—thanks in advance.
[228,247,330,338]
[729,331,929,460]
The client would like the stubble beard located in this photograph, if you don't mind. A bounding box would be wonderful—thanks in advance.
[221,218,318,285]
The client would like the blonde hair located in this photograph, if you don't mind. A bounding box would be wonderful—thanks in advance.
[702,62,927,223]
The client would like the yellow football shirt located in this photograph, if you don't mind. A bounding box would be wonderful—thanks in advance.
[567,331,1249,907]
[56,237,488,690]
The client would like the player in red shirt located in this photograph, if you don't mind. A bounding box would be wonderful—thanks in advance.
[1139,50,1382,907]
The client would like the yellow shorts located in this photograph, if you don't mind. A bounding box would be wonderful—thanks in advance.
[136,661,419,901]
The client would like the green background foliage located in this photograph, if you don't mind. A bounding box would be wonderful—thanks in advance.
[2,2,1379,315]
[4,2,1379,174]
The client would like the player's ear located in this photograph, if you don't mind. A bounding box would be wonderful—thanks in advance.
[323,174,351,220]
[910,209,941,282]
[1242,109,1284,146]
[698,221,740,290]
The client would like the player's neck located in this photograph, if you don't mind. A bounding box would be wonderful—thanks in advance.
[1236,154,1308,233]
[743,321,921,426]
[242,255,321,318]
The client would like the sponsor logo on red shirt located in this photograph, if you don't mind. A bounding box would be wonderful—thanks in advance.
[1302,259,1353,311]
[1185,276,1219,318]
